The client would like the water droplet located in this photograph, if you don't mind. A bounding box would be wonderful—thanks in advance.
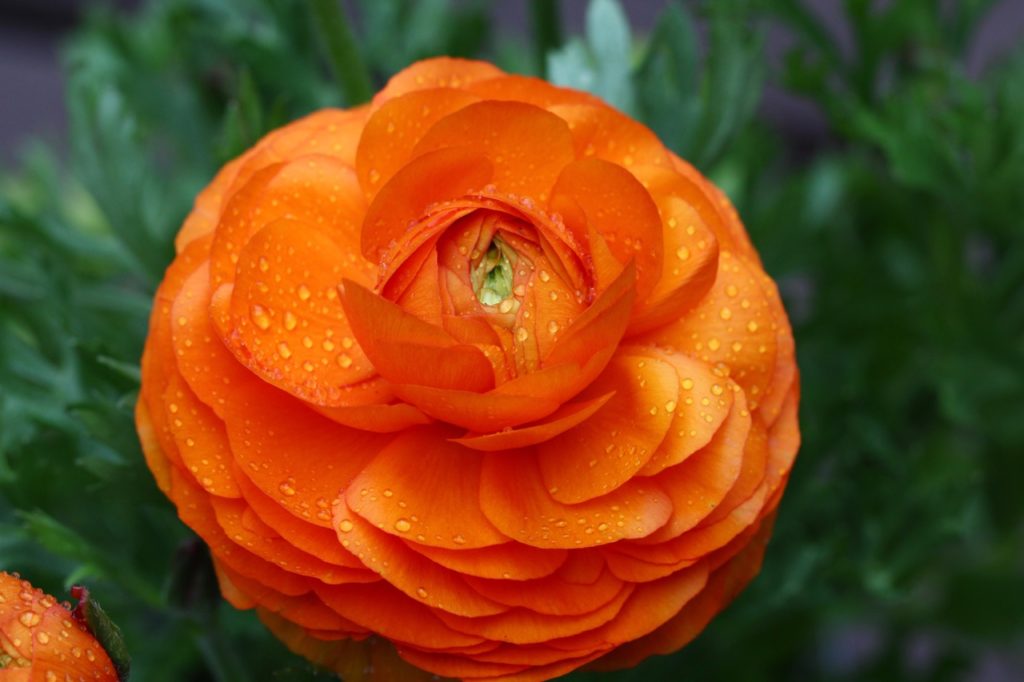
[37,631,50,645]
[747,320,759,332]
[303,361,315,372]
[452,534,466,545]
[676,246,690,261]
[726,284,738,297]
[322,339,335,351]
[708,338,721,351]
[284,311,298,330]
[278,342,292,359]
[665,400,677,413]
[338,354,353,369]
[394,518,412,533]
[297,284,312,301]
[720,307,733,320]
[338,519,354,533]
[368,169,381,184]
[258,256,270,273]
[547,320,560,335]
[279,482,297,496]
[19,611,40,627]
[341,336,355,349]
[250,305,271,330]
[682,378,694,390]
[416,587,429,599]
[383,489,393,498]
[516,327,529,342]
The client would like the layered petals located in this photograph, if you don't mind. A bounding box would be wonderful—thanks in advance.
[136,57,800,682]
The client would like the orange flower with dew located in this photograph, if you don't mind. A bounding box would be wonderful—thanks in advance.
[0,572,119,681]
[136,58,800,681]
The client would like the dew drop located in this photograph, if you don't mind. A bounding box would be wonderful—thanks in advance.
[338,519,354,533]
[297,284,312,301]
[278,342,292,359]
[394,518,412,533]
[250,305,271,330]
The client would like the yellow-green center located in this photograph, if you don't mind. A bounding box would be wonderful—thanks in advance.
[472,237,517,306]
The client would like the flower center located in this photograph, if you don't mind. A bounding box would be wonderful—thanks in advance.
[471,236,517,306]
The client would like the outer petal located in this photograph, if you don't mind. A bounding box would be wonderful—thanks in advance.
[536,351,678,504]
[332,504,509,617]
[635,250,780,412]
[411,101,576,201]
[480,450,672,549]
[374,57,504,103]
[344,429,507,549]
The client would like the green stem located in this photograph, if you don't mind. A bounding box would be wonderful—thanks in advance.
[530,0,563,77]
[310,0,373,105]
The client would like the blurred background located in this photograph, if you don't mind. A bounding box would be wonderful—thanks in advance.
[1,0,1022,680]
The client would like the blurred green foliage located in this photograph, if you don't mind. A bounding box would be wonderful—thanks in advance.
[0,0,1021,680]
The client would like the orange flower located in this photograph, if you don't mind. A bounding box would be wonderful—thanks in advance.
[137,58,799,681]
[0,572,119,681]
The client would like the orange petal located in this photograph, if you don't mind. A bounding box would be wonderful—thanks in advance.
[313,401,432,433]
[169,263,254,420]
[170,467,310,597]
[637,387,751,543]
[698,413,769,530]
[466,75,600,108]
[536,351,677,504]
[406,542,567,581]
[411,101,576,200]
[332,502,508,617]
[222,378,389,528]
[480,450,672,549]
[547,103,673,169]
[625,164,722,336]
[356,87,483,198]
[210,155,371,292]
[452,391,614,452]
[635,250,779,412]
[592,516,772,671]
[548,562,709,651]
[210,496,368,585]
[636,350,735,476]
[360,146,492,262]
[434,584,632,645]
[543,260,636,368]
[234,472,368,570]
[603,549,697,583]
[670,152,758,260]
[315,581,486,650]
[340,278,495,392]
[374,57,504,103]
[548,159,662,302]
[225,219,380,404]
[464,566,625,617]
[344,428,507,549]
[162,374,240,498]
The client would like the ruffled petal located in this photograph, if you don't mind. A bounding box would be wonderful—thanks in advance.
[480,450,672,549]
[345,428,507,549]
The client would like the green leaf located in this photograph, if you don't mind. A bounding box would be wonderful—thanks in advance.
[548,0,636,113]
[73,584,132,682]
